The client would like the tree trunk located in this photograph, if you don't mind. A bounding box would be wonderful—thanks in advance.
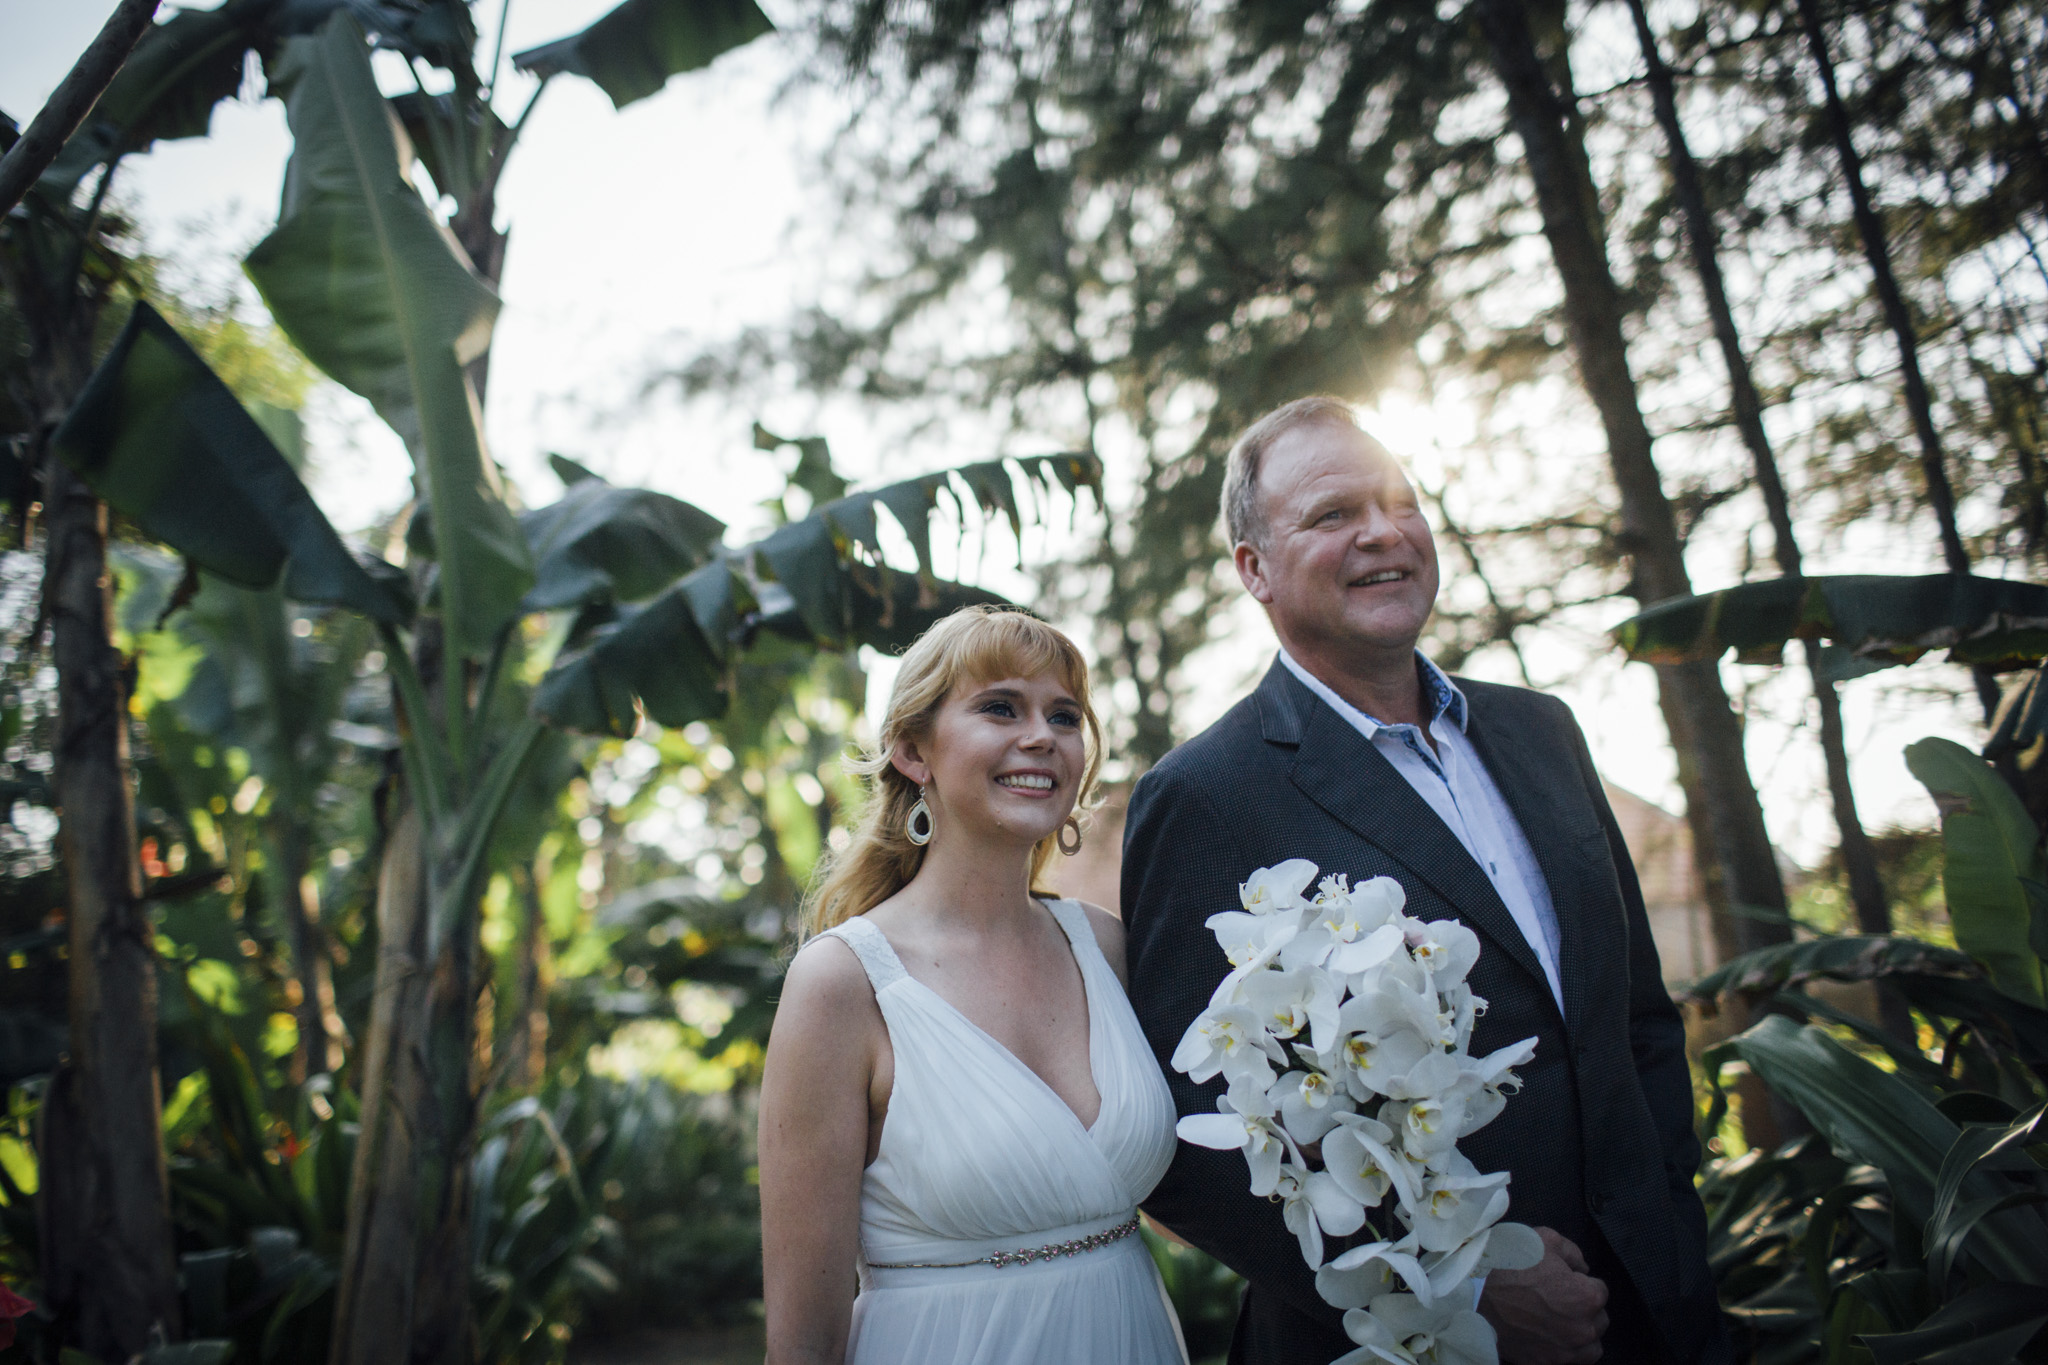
[1624,0,1896,949]
[332,799,432,1365]
[1793,0,2000,722]
[39,456,183,1355]
[1473,0,1793,961]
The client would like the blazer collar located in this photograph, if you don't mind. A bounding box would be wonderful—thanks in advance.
[1262,662,1560,1021]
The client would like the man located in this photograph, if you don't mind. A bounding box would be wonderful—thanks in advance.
[1122,397,1724,1364]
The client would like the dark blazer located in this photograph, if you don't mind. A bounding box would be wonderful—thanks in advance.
[1122,660,1721,1365]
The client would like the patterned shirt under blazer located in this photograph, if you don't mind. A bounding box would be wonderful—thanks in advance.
[1121,658,1726,1365]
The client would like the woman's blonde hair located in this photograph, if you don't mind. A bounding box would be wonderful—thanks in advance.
[800,605,1104,938]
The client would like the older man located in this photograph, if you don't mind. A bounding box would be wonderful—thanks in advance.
[1122,397,1723,1364]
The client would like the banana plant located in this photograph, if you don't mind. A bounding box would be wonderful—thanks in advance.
[54,297,1102,1362]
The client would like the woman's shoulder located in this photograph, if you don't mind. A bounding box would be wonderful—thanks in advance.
[780,929,884,1020]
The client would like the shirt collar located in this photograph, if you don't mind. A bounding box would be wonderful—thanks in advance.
[1277,648,1469,736]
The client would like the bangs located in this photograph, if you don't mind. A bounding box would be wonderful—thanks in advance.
[945,613,1088,702]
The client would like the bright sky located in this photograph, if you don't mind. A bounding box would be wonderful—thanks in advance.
[2,0,1980,865]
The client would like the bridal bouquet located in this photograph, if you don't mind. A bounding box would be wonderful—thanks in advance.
[1171,860,1543,1365]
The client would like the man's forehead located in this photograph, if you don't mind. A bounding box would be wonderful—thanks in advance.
[1264,424,1408,497]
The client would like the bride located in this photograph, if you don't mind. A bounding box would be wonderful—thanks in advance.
[760,605,1188,1365]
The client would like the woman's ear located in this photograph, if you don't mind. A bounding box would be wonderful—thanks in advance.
[889,736,931,788]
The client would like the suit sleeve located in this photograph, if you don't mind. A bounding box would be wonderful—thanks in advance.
[1121,762,1347,1333]
[1562,709,1711,1251]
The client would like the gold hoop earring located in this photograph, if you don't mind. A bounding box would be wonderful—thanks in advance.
[907,788,934,846]
[1057,816,1083,856]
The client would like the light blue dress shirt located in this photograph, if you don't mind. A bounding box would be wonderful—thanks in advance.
[1277,650,1566,1012]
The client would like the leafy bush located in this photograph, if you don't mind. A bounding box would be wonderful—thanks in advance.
[1695,737,2048,1364]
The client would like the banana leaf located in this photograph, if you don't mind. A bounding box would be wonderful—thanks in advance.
[1860,1282,2048,1365]
[1678,934,1984,1006]
[246,12,532,660]
[519,471,725,613]
[512,0,775,110]
[51,301,410,623]
[1905,738,2048,1009]
[534,454,1101,736]
[1611,574,2048,670]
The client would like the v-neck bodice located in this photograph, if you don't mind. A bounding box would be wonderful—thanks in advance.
[821,901,1178,1272]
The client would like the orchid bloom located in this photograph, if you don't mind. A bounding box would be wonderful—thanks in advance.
[1420,1220,1544,1302]
[1321,1112,1418,1211]
[1170,1003,1283,1089]
[1315,1232,1430,1309]
[1336,1292,1499,1365]
[1405,918,1481,989]
[1244,966,1341,1055]
[1275,1161,1368,1267]
[1206,906,1303,969]
[1403,1156,1511,1254]
[1272,1068,1347,1144]
[1239,859,1320,914]
[1177,1101,1292,1197]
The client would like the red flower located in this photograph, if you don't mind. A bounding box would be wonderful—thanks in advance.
[0,1281,35,1349]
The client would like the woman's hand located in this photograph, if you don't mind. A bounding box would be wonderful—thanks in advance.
[759,936,888,1365]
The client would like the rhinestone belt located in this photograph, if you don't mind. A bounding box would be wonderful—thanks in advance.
[866,1215,1142,1271]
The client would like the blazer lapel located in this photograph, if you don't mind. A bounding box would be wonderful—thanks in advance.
[1459,694,1592,1039]
[1270,667,1555,1008]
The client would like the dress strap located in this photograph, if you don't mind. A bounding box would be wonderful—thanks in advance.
[1041,898,1098,965]
[818,916,908,991]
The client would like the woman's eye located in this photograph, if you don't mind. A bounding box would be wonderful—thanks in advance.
[980,700,1017,718]
[1050,710,1081,728]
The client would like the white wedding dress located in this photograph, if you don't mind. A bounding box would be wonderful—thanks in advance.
[818,899,1189,1365]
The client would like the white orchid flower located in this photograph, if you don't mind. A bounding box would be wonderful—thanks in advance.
[1227,1067,1279,1121]
[1171,1003,1283,1088]
[1420,1220,1543,1302]
[1327,922,1406,976]
[1402,1155,1511,1254]
[1243,966,1342,1055]
[1205,907,1303,969]
[1321,1112,1417,1210]
[1353,875,1407,927]
[1405,918,1482,989]
[1336,985,1441,1098]
[1441,983,1485,1051]
[1275,1161,1368,1267]
[1177,1099,1292,1197]
[1239,859,1320,914]
[1335,1292,1498,1365]
[1272,1068,1348,1144]
[1316,1232,1430,1309]
[1455,1036,1536,1139]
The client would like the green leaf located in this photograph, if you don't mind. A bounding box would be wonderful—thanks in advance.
[520,479,725,612]
[1860,1283,2048,1365]
[1611,574,2048,671]
[1906,738,2048,1008]
[755,423,850,506]
[245,12,532,659]
[1708,1015,2048,1284]
[137,1342,237,1365]
[51,302,410,623]
[511,0,775,109]
[1680,933,1985,1004]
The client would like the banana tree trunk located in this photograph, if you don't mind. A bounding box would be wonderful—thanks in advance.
[276,819,343,1077]
[1624,0,1896,951]
[1472,0,1794,960]
[39,455,183,1355]
[1793,0,2000,723]
[332,800,435,1365]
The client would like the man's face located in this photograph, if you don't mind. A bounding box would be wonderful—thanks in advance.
[1233,423,1439,660]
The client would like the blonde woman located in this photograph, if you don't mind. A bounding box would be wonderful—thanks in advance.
[760,606,1187,1365]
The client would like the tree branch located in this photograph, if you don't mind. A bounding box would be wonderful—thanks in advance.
[0,0,159,218]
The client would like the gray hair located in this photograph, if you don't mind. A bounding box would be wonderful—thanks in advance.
[1220,396,1366,549]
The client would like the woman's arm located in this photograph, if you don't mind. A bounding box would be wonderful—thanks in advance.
[760,937,885,1365]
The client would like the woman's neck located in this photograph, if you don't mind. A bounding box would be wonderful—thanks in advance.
[891,830,1043,934]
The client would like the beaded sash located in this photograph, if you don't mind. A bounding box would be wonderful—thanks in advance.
[864,1214,1141,1271]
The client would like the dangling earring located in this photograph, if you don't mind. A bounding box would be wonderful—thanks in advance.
[1057,816,1083,856]
[906,787,934,846]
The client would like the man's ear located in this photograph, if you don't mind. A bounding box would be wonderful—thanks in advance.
[1235,541,1275,605]
[889,737,931,788]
